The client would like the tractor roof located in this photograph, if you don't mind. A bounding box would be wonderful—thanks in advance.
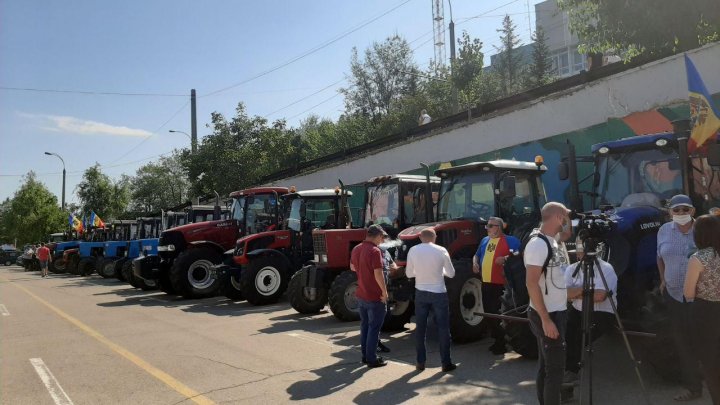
[436,159,547,176]
[367,174,440,184]
[283,189,352,199]
[591,131,676,154]
[229,187,289,198]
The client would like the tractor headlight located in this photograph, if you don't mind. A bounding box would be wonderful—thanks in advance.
[655,138,668,147]
[598,146,610,154]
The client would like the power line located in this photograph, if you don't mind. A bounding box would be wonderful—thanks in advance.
[201,0,415,97]
[263,78,346,119]
[0,86,186,97]
[287,93,343,121]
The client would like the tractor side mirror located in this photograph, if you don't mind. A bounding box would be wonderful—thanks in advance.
[558,162,569,181]
[499,176,517,199]
[707,143,720,169]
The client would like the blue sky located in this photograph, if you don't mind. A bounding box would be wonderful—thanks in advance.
[0,0,543,206]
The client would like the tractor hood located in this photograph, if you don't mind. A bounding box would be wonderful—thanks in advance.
[399,220,479,239]
[160,219,240,251]
[587,205,666,235]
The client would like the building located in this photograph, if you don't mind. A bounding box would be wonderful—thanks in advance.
[535,0,587,77]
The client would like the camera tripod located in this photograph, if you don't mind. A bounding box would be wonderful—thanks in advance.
[571,243,650,405]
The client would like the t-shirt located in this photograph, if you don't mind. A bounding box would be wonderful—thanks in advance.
[36,246,50,261]
[475,235,521,285]
[524,233,567,313]
[405,242,455,293]
[564,258,617,313]
[350,241,384,302]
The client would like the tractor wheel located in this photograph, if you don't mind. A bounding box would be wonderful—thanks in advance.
[123,261,139,288]
[48,260,63,274]
[500,287,538,359]
[637,293,682,382]
[158,269,176,295]
[98,257,119,278]
[328,271,360,322]
[381,300,414,332]
[137,276,158,291]
[240,256,288,306]
[114,258,128,281]
[447,261,486,343]
[288,267,327,314]
[220,274,245,301]
[77,258,96,277]
[170,248,222,299]
[66,255,80,275]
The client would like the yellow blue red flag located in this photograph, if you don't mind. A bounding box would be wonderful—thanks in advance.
[69,214,84,234]
[685,54,720,152]
[90,211,105,228]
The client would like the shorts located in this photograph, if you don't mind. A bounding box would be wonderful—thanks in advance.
[40,260,48,270]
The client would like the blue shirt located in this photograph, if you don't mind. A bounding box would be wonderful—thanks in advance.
[657,221,696,302]
[475,234,521,262]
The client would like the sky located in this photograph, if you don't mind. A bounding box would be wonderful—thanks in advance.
[0,0,545,206]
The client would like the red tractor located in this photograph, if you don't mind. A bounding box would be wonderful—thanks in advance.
[133,187,288,299]
[288,174,439,325]
[217,187,353,306]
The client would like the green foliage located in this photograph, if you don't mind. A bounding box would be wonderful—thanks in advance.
[76,164,130,219]
[525,27,555,88]
[494,15,524,97]
[129,151,189,212]
[559,0,720,60]
[0,172,66,245]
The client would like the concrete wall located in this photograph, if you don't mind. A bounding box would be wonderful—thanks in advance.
[265,43,720,192]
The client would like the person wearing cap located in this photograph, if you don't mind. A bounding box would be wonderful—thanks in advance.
[472,216,521,355]
[406,227,457,372]
[657,194,703,401]
[350,224,390,368]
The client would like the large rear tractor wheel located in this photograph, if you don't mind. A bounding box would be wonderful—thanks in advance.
[328,271,360,322]
[123,261,139,288]
[220,274,245,301]
[66,255,80,275]
[636,293,682,382]
[114,258,129,281]
[98,257,119,278]
[500,287,538,358]
[49,260,64,274]
[170,248,222,299]
[288,266,328,314]
[382,300,414,332]
[447,262,486,343]
[240,257,288,306]
[77,258,96,277]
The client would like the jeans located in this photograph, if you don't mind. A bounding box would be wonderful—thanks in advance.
[565,307,615,373]
[482,283,505,344]
[358,298,387,363]
[415,289,452,366]
[691,299,720,404]
[665,292,703,394]
[528,308,567,405]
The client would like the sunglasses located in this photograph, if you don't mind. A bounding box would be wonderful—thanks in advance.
[485,224,500,229]
[672,207,691,213]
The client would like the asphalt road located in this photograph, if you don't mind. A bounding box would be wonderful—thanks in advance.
[0,265,712,405]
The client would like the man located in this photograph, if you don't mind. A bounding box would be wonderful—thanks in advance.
[525,202,571,405]
[350,224,389,368]
[562,234,617,387]
[418,109,432,125]
[406,228,457,372]
[473,217,521,354]
[376,244,397,354]
[36,242,51,278]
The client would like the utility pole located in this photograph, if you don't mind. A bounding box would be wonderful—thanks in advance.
[191,89,197,154]
[447,0,459,113]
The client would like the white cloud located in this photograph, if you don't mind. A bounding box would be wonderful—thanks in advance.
[19,112,152,137]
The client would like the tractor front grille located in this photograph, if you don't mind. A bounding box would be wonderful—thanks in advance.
[313,233,327,256]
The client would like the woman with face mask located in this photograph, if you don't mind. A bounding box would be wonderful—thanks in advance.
[657,194,703,402]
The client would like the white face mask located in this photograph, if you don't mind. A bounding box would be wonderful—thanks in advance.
[673,214,692,225]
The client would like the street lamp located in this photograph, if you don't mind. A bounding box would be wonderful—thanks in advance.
[44,152,66,210]
[168,129,191,140]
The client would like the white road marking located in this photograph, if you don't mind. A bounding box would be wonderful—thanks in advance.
[0,304,9,316]
[30,358,75,405]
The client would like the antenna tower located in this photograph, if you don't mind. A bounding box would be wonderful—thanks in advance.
[432,0,446,68]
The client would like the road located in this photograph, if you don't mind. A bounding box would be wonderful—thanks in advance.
[0,266,711,405]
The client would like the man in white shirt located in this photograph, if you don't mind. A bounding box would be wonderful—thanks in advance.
[418,109,432,125]
[406,228,456,372]
[524,202,570,405]
[563,235,617,386]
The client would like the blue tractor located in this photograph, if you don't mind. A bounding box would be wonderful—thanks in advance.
[48,231,81,273]
[96,220,139,278]
[75,227,114,276]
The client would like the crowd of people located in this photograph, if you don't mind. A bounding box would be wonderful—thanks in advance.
[349,194,720,405]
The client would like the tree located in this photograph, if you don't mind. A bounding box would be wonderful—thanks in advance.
[525,27,554,88]
[559,0,720,60]
[452,31,485,93]
[494,15,524,97]
[0,172,66,245]
[129,152,190,212]
[76,164,130,219]
[341,35,420,120]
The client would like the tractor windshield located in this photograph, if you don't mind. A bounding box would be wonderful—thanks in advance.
[246,194,278,234]
[437,172,496,220]
[366,184,400,228]
[287,197,337,232]
[596,149,682,208]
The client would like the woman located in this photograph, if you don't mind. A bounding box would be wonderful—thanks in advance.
[657,194,702,401]
[684,215,720,405]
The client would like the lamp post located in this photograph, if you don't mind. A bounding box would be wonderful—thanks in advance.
[44,152,66,210]
[169,130,193,153]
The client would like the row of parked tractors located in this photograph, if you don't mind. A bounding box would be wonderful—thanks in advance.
[28,121,720,382]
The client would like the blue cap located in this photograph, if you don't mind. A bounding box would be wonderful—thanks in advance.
[669,194,693,208]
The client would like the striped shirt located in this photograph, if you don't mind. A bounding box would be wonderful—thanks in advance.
[657,221,696,302]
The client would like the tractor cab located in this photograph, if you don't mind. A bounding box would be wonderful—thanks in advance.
[364,174,439,237]
[137,217,163,239]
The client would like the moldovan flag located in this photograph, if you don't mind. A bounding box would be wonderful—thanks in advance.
[90,211,105,228]
[69,214,84,234]
[685,54,720,153]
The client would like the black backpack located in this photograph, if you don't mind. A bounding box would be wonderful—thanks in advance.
[503,232,553,305]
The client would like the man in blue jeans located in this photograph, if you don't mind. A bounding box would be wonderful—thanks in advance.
[405,228,456,372]
[350,225,389,368]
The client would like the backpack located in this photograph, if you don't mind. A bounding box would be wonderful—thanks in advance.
[503,231,553,304]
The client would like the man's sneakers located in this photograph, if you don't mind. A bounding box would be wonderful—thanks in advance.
[441,363,457,372]
[366,357,388,368]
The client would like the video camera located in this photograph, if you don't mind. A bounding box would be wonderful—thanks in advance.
[570,210,616,256]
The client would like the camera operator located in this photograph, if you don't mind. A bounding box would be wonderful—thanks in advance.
[562,234,617,387]
[525,202,571,405]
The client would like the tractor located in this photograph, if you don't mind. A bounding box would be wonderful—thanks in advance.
[289,174,439,324]
[217,187,353,306]
[133,187,288,299]
[96,220,138,278]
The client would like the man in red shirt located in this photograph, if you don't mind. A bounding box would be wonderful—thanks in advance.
[350,225,389,368]
[36,242,52,278]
